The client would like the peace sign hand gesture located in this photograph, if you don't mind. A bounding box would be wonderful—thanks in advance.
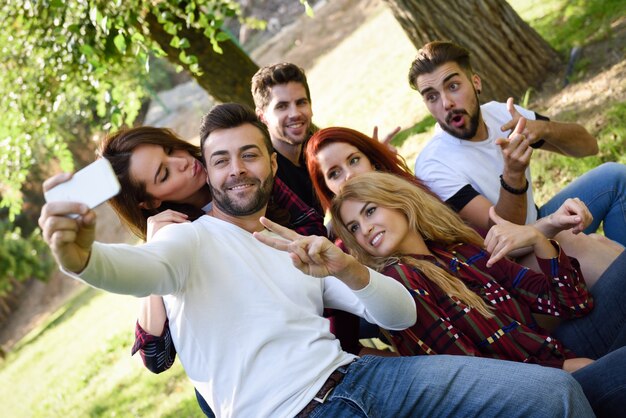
[254,217,370,290]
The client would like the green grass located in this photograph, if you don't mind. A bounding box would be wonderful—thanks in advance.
[0,288,202,418]
[531,102,626,205]
[1,1,625,416]
[511,0,626,84]
[511,0,624,53]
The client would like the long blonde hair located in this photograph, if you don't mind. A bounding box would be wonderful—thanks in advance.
[331,172,493,317]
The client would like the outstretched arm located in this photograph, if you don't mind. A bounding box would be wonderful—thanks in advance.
[500,97,598,157]
[253,217,417,330]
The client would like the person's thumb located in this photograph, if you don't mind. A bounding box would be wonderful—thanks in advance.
[489,206,506,225]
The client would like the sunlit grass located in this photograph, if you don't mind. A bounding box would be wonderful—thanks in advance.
[0,287,201,418]
[309,8,427,138]
[532,102,626,205]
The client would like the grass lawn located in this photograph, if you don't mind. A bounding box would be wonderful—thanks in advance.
[0,288,202,418]
[1,0,624,416]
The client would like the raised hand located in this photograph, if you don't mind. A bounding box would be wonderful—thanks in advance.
[38,173,96,273]
[147,209,189,241]
[485,207,555,267]
[500,97,542,145]
[372,125,401,153]
[253,217,370,289]
[495,116,532,186]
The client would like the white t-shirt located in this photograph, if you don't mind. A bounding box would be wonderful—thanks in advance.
[69,215,416,417]
[415,101,539,224]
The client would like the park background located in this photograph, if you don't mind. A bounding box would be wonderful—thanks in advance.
[0,0,625,416]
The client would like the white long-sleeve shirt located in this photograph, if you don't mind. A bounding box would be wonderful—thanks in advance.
[68,215,416,417]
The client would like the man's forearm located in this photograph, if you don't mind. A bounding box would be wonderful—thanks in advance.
[535,120,598,157]
[494,187,527,226]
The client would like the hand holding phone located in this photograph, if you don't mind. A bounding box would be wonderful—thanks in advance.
[44,158,121,217]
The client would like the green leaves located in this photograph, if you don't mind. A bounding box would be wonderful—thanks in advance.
[300,0,315,18]
[0,0,251,224]
[113,33,127,53]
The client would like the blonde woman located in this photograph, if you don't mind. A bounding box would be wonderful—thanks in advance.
[331,172,626,417]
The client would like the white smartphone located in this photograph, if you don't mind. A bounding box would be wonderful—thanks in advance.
[44,158,121,217]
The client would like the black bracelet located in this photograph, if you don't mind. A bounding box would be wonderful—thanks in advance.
[499,174,529,195]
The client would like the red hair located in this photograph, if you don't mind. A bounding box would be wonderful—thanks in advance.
[305,127,435,211]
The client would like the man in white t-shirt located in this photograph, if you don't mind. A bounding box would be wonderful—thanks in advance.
[38,103,593,418]
[412,41,626,248]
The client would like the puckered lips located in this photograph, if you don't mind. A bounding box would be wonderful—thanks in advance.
[446,109,468,129]
[191,159,204,178]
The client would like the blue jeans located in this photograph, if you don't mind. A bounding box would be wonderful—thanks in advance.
[538,162,626,246]
[553,251,626,416]
[310,355,593,417]
[553,251,626,357]
[573,347,626,418]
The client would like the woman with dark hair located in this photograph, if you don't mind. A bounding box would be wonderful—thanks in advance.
[99,126,210,240]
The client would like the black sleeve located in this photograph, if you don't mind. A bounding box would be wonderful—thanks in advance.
[445,184,481,212]
[530,112,550,149]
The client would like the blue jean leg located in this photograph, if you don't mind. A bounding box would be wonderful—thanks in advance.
[572,346,626,418]
[538,162,626,246]
[310,355,593,418]
[553,251,626,358]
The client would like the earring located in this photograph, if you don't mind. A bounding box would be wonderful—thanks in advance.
[477,89,481,95]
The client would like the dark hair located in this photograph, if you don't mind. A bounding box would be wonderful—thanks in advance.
[408,41,473,90]
[98,127,206,240]
[251,62,312,111]
[199,103,274,161]
[305,127,434,211]
[199,103,294,226]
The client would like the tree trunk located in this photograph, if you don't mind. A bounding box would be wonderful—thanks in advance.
[382,0,562,102]
[145,12,259,108]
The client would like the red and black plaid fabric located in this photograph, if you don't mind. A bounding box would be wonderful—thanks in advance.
[384,241,593,369]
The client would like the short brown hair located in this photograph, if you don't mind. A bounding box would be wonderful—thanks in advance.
[199,103,274,161]
[408,41,473,90]
[251,63,311,111]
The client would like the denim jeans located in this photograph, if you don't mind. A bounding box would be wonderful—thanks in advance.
[538,162,626,246]
[554,251,626,358]
[573,346,626,418]
[309,355,593,417]
[552,251,626,416]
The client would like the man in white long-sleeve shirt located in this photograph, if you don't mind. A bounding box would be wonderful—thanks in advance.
[39,103,593,418]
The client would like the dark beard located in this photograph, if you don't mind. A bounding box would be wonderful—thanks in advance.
[210,175,274,216]
[440,92,481,140]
